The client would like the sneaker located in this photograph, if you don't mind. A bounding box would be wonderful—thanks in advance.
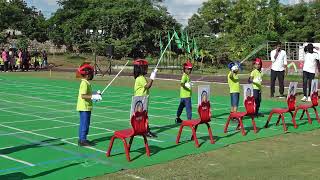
[301,96,307,102]
[278,94,286,98]
[175,117,182,124]
[307,97,311,102]
[270,94,274,98]
[78,140,93,147]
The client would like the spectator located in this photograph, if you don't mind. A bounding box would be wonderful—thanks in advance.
[270,42,287,98]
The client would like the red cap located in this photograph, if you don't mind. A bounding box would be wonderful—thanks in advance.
[254,58,262,65]
[183,60,193,69]
[133,59,148,66]
[77,63,94,75]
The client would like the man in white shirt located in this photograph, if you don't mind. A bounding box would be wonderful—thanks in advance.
[301,43,320,101]
[270,42,287,98]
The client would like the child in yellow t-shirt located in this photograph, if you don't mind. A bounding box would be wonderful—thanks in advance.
[133,59,157,137]
[248,58,264,117]
[76,63,102,146]
[176,61,193,124]
[228,62,240,113]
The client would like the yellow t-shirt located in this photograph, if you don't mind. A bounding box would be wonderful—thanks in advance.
[228,71,240,93]
[134,75,149,96]
[250,69,262,90]
[180,73,191,98]
[76,79,93,111]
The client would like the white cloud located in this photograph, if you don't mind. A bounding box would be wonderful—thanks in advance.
[163,0,208,26]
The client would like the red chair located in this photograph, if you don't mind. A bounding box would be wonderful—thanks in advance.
[176,101,214,148]
[224,96,257,136]
[106,111,150,162]
[264,95,298,131]
[293,92,320,124]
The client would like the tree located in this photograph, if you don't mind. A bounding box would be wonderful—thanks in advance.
[48,0,180,58]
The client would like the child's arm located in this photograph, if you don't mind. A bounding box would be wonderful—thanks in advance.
[144,80,154,90]
[248,76,254,83]
[180,82,190,90]
[81,94,92,100]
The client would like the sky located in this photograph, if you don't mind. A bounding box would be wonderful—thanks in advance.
[25,0,289,26]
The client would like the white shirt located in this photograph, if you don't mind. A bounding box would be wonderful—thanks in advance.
[303,53,319,73]
[271,49,287,71]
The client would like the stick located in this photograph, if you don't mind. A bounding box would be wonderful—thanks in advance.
[240,43,266,64]
[155,34,175,69]
[101,60,129,95]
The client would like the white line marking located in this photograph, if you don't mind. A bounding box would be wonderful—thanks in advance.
[0,154,35,166]
[0,123,106,153]
[0,146,13,150]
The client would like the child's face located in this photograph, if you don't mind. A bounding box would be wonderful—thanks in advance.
[185,68,191,75]
[254,63,261,69]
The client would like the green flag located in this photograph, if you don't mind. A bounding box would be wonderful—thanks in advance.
[173,30,182,49]
[186,31,191,54]
[180,29,186,48]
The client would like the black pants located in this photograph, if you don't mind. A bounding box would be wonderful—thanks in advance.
[22,61,29,71]
[270,70,285,96]
[253,89,261,115]
[303,71,315,97]
[4,61,9,71]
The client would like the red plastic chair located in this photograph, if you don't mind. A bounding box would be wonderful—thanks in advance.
[293,92,320,124]
[106,111,150,162]
[224,96,257,136]
[264,95,298,131]
[176,101,214,148]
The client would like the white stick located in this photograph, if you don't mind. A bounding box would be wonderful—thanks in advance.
[101,60,129,95]
[155,34,175,69]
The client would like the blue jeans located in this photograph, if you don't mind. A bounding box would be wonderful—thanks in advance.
[79,111,91,142]
[177,97,192,120]
[230,93,240,108]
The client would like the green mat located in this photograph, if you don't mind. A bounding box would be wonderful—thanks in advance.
[0,74,319,179]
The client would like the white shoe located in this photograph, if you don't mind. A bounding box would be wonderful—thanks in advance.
[301,96,307,102]
[307,97,311,102]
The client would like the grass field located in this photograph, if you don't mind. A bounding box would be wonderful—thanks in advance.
[0,71,319,180]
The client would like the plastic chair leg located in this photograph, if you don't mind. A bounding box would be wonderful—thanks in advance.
[265,112,274,128]
[176,125,184,144]
[142,135,150,157]
[292,109,299,128]
[305,110,312,124]
[251,115,258,133]
[191,126,199,147]
[206,123,215,144]
[120,138,130,162]
[106,136,116,157]
[238,118,246,136]
[224,116,231,133]
[313,107,320,123]
[281,115,287,132]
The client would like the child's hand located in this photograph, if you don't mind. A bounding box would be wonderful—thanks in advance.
[91,94,102,102]
[150,69,158,80]
[185,82,191,89]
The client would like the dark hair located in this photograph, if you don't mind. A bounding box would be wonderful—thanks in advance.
[81,67,94,80]
[133,65,147,79]
[304,43,314,54]
[276,41,281,46]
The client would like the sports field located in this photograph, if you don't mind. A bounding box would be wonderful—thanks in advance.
[0,72,320,180]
